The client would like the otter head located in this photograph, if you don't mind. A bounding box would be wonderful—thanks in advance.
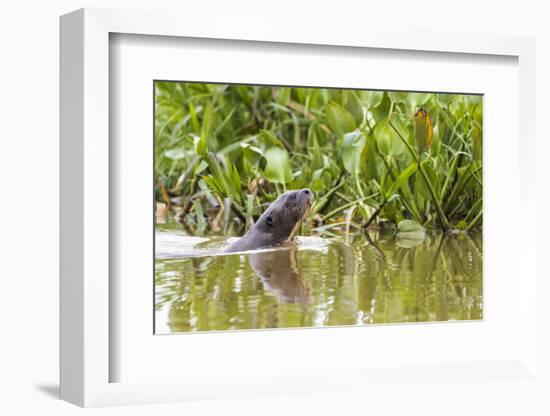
[254,188,313,246]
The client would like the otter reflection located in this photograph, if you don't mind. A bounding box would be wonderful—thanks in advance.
[249,247,310,304]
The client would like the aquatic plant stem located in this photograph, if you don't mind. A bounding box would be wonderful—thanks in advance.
[418,161,452,231]
[389,120,452,232]
[465,209,483,232]
[231,202,247,224]
[377,150,422,222]
[171,155,200,193]
[362,201,385,229]
[314,172,345,215]
[157,178,172,210]
[440,143,464,202]
[176,178,198,224]
[324,193,379,221]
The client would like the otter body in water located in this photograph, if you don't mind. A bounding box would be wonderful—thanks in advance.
[225,188,312,253]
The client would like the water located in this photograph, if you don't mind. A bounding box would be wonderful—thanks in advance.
[155,226,482,334]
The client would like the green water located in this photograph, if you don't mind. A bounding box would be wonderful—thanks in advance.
[154,228,482,334]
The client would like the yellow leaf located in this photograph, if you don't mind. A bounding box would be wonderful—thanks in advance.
[413,107,433,155]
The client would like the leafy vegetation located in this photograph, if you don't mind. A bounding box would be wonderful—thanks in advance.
[155,82,482,236]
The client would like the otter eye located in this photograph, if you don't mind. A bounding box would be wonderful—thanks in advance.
[266,216,273,227]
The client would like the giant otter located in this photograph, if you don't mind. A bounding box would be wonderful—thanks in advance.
[225,188,313,253]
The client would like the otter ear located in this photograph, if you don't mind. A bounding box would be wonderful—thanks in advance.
[265,215,273,227]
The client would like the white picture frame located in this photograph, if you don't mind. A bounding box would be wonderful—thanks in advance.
[60,7,538,407]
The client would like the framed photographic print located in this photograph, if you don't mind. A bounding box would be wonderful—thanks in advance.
[60,8,540,408]
[153,81,483,335]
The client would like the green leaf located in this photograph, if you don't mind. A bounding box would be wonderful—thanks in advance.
[363,91,384,109]
[259,129,285,148]
[204,153,242,203]
[263,146,293,184]
[325,101,357,136]
[188,101,200,134]
[438,93,456,105]
[472,103,483,161]
[388,92,408,104]
[422,160,439,195]
[431,122,442,157]
[415,163,431,202]
[472,128,482,161]
[230,163,241,192]
[455,219,468,230]
[465,95,483,105]
[201,101,213,142]
[214,107,235,137]
[194,135,206,155]
[342,131,366,175]
[164,148,186,160]
[196,160,208,174]
[360,134,379,181]
[310,168,326,193]
[385,162,418,199]
[396,219,426,240]
[406,93,432,108]
[276,87,290,105]
[219,135,257,155]
[202,175,223,196]
[344,91,364,126]
[390,92,432,108]
[240,143,262,176]
[443,161,482,212]
[311,134,324,170]
[374,118,404,156]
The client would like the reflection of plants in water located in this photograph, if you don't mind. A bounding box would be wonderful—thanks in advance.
[155,232,482,333]
[360,232,483,324]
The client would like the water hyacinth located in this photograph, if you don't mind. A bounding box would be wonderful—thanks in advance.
[155,82,482,234]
